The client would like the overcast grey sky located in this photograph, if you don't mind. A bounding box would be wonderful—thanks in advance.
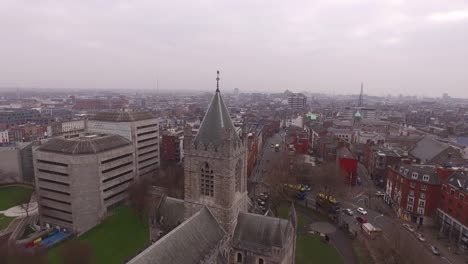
[1,0,468,97]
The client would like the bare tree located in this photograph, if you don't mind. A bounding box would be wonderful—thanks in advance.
[18,190,34,218]
[264,151,297,215]
[370,222,431,264]
[309,162,348,200]
[1,243,48,264]
[128,177,152,221]
[59,240,94,264]
[152,162,184,199]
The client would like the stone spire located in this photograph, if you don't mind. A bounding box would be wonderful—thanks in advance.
[193,71,240,147]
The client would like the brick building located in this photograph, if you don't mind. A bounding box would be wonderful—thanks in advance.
[385,165,441,225]
[337,147,358,185]
[9,123,48,142]
[437,170,468,247]
[160,129,184,166]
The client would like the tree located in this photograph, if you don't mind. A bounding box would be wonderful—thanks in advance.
[128,177,152,221]
[371,222,431,264]
[1,243,48,264]
[59,240,94,264]
[18,190,34,218]
[264,150,296,215]
[309,162,348,200]
[152,162,184,199]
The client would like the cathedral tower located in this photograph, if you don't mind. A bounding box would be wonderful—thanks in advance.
[183,71,249,233]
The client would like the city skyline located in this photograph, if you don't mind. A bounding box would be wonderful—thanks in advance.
[1,1,468,97]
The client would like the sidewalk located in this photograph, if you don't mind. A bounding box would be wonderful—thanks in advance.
[419,225,467,264]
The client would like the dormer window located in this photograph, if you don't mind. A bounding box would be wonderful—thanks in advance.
[404,169,409,176]
[400,167,404,174]
[422,175,430,182]
[411,172,418,179]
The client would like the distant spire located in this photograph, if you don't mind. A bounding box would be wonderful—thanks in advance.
[358,82,364,107]
[216,70,220,92]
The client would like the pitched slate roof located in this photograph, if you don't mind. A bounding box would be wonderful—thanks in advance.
[91,111,155,122]
[446,171,468,191]
[38,134,131,155]
[398,164,440,185]
[410,135,449,162]
[128,207,226,264]
[193,89,239,147]
[233,212,290,249]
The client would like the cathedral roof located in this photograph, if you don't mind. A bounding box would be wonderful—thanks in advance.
[194,89,240,147]
[128,207,226,264]
[233,212,290,249]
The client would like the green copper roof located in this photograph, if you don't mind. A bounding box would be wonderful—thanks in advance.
[194,90,239,146]
[307,112,317,120]
[354,111,362,118]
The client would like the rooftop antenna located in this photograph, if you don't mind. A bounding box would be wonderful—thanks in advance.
[216,70,220,92]
[358,82,363,107]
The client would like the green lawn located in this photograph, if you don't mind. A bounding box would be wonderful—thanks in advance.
[48,205,149,264]
[0,185,33,210]
[0,215,14,230]
[277,204,307,228]
[296,234,342,264]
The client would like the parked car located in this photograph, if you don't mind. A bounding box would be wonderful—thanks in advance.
[270,143,274,148]
[415,232,426,242]
[357,207,368,215]
[343,208,354,216]
[258,201,266,206]
[375,191,385,197]
[403,223,416,232]
[430,246,440,256]
[356,216,367,224]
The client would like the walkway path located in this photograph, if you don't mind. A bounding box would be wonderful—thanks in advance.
[296,205,358,264]
[3,202,38,217]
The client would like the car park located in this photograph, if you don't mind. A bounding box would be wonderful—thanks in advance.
[430,246,440,256]
[343,208,354,216]
[356,216,367,224]
[357,207,367,215]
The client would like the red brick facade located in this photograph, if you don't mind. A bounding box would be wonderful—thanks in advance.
[385,165,441,225]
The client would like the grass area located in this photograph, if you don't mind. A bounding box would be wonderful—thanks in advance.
[352,240,373,264]
[277,204,309,229]
[296,234,342,264]
[48,205,149,264]
[0,215,14,230]
[0,185,33,210]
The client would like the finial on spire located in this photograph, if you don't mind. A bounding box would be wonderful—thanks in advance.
[216,70,220,92]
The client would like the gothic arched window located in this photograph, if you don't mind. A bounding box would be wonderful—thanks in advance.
[201,162,214,197]
[258,258,264,264]
[235,159,242,192]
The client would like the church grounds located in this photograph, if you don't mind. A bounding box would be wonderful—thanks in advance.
[277,203,343,264]
[0,214,14,230]
[0,185,33,211]
[47,205,149,264]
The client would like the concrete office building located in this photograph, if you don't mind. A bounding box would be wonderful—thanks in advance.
[33,133,135,235]
[0,142,35,183]
[288,93,307,110]
[87,112,160,179]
